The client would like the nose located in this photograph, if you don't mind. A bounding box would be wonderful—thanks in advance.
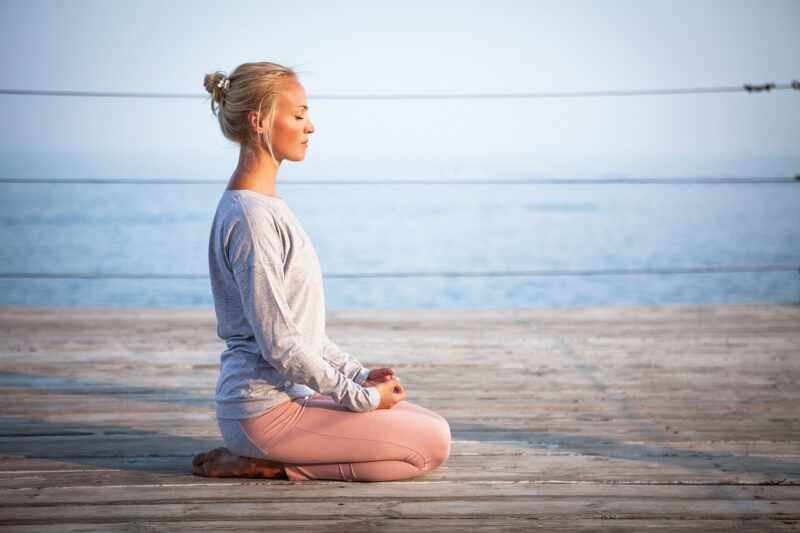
[306,119,315,134]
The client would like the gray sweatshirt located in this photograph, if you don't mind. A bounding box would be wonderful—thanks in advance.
[208,189,380,419]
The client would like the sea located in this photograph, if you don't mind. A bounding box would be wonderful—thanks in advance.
[1,179,798,309]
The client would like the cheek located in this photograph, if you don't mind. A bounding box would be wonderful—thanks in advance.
[273,120,303,142]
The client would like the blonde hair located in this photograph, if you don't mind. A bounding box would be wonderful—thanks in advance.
[203,62,297,160]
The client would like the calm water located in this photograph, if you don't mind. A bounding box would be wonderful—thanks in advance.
[1,181,798,308]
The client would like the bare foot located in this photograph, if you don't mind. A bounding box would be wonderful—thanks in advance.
[192,447,286,479]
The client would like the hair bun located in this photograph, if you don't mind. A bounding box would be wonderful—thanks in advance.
[203,71,227,103]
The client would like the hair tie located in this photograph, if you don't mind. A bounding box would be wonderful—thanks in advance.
[217,77,230,90]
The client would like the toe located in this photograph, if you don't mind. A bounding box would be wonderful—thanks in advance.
[192,452,205,466]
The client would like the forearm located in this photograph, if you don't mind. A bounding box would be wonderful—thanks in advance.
[321,333,370,383]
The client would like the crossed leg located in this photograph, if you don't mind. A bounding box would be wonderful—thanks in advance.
[257,394,451,481]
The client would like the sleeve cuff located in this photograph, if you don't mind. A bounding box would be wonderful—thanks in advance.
[354,367,370,385]
[367,386,381,410]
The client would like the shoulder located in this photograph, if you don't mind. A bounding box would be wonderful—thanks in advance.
[216,193,289,269]
[217,193,288,236]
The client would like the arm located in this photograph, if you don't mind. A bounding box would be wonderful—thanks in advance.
[321,333,371,385]
[229,213,379,412]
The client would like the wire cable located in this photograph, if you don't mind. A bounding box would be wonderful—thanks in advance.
[1,265,797,280]
[0,177,796,185]
[1,81,798,100]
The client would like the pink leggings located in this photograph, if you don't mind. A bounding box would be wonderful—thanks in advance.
[224,392,451,482]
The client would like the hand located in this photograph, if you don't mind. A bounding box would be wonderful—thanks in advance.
[373,377,405,409]
[362,367,396,388]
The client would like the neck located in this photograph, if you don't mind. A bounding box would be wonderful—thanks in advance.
[227,144,281,197]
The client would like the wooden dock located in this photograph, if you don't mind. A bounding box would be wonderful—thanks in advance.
[0,304,798,531]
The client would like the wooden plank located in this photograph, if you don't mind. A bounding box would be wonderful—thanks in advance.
[1,518,797,532]
[0,497,797,525]
[1,480,798,506]
[1,465,797,492]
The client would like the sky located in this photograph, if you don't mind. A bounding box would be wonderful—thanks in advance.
[0,0,798,181]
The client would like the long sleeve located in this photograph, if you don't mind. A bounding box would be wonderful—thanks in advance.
[229,208,379,412]
[321,333,371,385]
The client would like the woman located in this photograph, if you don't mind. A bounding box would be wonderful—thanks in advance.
[191,62,451,482]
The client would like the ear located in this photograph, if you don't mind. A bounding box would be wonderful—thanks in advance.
[247,111,263,134]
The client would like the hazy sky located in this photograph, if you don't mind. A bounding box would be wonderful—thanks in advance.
[1,0,798,180]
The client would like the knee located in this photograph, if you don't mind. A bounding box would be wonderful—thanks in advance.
[425,419,451,469]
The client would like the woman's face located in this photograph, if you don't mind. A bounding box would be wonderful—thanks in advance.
[264,77,315,162]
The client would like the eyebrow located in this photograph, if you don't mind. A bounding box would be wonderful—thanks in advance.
[296,105,308,110]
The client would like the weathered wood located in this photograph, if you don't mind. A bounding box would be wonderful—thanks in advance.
[0,490,798,523]
[0,304,799,530]
[1,480,798,504]
[1,518,797,532]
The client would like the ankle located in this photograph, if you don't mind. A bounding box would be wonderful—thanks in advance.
[268,460,287,479]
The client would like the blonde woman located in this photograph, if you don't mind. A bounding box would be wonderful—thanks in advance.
[191,62,451,481]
